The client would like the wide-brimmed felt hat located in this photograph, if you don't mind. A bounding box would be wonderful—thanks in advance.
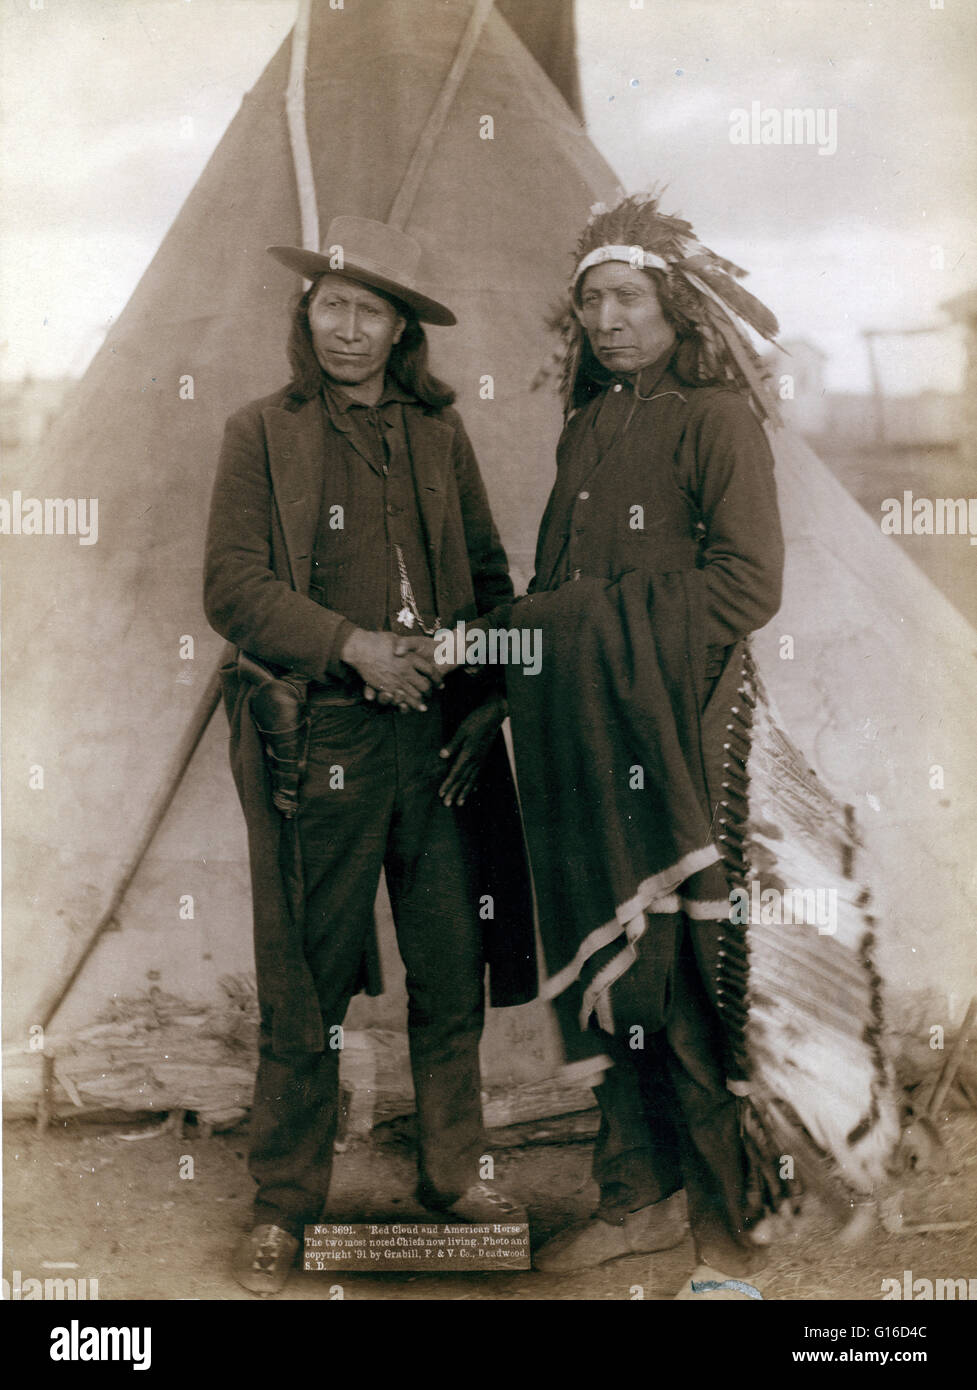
[267,216,456,326]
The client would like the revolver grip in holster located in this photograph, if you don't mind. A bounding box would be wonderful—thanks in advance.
[238,651,309,819]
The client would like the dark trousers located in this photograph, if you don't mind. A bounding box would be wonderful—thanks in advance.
[591,913,750,1265]
[248,695,486,1238]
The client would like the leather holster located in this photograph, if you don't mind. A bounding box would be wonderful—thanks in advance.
[237,651,310,818]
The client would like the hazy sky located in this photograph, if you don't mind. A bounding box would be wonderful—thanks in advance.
[1,0,974,392]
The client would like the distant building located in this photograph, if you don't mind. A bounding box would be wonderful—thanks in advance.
[821,389,964,449]
[767,333,966,449]
[0,376,76,461]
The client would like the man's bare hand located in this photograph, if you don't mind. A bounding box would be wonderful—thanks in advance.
[343,629,439,712]
[362,632,467,706]
[432,632,463,679]
[438,695,506,805]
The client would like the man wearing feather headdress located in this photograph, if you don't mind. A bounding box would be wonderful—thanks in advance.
[509,194,785,1288]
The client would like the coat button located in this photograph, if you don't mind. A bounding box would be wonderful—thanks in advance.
[613,383,623,393]
[578,490,590,500]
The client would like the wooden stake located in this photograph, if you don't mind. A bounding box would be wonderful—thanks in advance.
[928,995,977,1120]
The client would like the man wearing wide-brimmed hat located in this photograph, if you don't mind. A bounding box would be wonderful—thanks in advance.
[204,217,535,1295]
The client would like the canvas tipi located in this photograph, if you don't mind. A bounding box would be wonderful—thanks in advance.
[2,0,974,1124]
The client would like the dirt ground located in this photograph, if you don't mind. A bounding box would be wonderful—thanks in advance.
[3,1107,975,1303]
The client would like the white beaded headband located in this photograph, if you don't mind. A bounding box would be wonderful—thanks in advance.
[572,244,669,293]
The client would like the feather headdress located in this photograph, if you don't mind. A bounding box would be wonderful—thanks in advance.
[540,192,782,422]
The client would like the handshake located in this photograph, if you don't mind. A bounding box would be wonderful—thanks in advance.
[340,628,459,712]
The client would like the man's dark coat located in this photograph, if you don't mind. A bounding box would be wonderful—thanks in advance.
[204,386,536,1054]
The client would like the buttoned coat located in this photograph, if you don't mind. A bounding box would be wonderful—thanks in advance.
[531,367,784,651]
[204,386,536,1054]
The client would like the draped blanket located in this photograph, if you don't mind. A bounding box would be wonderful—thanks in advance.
[506,569,731,1038]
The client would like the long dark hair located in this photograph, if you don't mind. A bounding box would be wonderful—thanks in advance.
[284,279,456,409]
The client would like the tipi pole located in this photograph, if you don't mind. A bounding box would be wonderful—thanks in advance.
[387,0,496,230]
[39,665,224,1041]
[284,0,320,256]
[927,995,977,1120]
